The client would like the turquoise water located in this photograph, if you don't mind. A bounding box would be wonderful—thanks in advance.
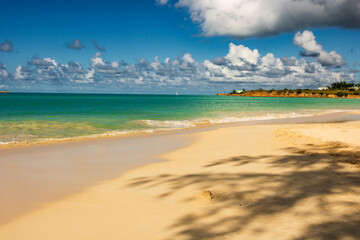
[1,93,360,144]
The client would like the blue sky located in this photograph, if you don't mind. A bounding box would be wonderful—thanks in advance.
[1,0,360,93]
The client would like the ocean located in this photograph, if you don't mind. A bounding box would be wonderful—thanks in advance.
[1,93,360,144]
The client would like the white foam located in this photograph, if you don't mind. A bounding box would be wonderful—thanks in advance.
[138,119,197,128]
[0,141,15,145]
[137,109,349,130]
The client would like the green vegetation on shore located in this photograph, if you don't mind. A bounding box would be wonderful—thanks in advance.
[218,81,360,98]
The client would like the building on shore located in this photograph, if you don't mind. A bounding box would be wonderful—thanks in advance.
[317,86,328,91]
[233,89,245,94]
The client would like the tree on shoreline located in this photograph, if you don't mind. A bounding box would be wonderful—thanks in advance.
[330,81,355,90]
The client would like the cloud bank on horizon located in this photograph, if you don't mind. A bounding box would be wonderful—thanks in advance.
[0,0,359,93]
[159,0,360,38]
[0,30,357,93]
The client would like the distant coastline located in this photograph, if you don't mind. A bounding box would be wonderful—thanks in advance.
[217,90,360,99]
[218,81,360,99]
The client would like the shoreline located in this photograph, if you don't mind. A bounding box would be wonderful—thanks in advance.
[4,112,355,224]
[1,109,360,150]
[0,113,359,239]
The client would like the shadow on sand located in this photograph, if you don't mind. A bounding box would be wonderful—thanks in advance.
[127,142,360,240]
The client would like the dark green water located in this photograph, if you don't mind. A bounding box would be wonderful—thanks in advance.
[1,93,359,144]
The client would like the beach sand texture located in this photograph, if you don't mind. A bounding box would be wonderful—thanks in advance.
[0,121,359,240]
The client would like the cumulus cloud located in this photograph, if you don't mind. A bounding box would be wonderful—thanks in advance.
[159,0,360,38]
[14,66,32,80]
[294,30,345,68]
[0,40,14,52]
[66,39,85,50]
[27,56,60,81]
[2,31,359,92]
[0,62,9,79]
[0,63,10,91]
[28,57,57,67]
[225,43,260,69]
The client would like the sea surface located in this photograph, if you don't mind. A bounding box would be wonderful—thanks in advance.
[1,93,360,144]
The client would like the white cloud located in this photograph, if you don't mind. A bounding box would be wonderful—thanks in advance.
[29,57,57,67]
[15,66,28,79]
[293,30,323,56]
[225,43,259,66]
[317,51,345,68]
[44,58,57,67]
[168,0,360,38]
[91,55,106,67]
[183,53,195,63]
[111,62,119,68]
[0,63,9,79]
[294,30,345,68]
[84,69,95,83]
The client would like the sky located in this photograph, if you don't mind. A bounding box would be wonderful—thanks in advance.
[0,0,360,94]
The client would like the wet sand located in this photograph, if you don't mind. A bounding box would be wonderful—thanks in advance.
[0,133,192,225]
[0,112,359,239]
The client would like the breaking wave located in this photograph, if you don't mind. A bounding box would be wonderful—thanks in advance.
[136,109,347,129]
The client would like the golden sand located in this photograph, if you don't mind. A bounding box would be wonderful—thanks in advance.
[0,121,359,239]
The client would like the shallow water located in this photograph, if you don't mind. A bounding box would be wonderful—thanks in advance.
[1,93,360,144]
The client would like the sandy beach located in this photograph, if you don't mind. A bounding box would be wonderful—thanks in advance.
[3,0,360,239]
[0,114,359,240]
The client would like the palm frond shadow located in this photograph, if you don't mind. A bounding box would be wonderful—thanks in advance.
[127,143,360,240]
